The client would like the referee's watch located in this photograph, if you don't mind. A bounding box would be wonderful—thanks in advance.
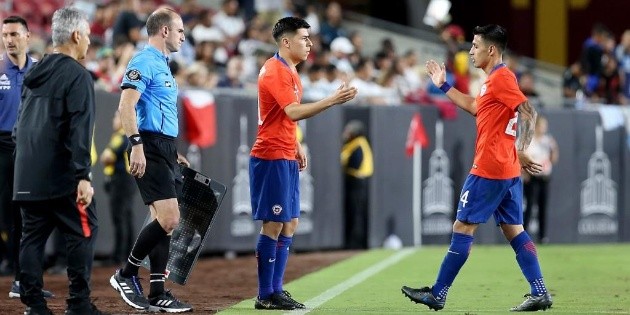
[129,134,143,146]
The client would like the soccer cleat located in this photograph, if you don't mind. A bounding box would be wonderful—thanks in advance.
[109,269,150,310]
[148,290,192,313]
[254,293,296,310]
[10,281,55,299]
[401,286,445,311]
[276,290,305,309]
[510,292,553,312]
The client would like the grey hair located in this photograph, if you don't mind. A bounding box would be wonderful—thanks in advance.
[51,7,89,46]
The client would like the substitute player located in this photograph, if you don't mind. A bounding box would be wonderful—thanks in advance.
[401,24,553,312]
[250,17,357,310]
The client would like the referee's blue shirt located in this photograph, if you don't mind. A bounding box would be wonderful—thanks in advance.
[121,45,178,137]
[0,53,36,132]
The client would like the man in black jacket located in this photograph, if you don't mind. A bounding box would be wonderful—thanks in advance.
[13,7,106,315]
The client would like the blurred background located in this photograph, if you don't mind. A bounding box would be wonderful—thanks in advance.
[1,0,628,269]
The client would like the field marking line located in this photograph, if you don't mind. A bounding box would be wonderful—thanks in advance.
[285,248,415,315]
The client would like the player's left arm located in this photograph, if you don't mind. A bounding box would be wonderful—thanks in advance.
[516,100,543,174]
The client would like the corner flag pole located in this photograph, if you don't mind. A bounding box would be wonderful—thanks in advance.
[413,142,422,247]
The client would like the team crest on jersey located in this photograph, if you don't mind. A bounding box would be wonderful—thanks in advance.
[125,69,141,81]
[272,204,283,215]
[479,84,487,97]
[165,81,172,87]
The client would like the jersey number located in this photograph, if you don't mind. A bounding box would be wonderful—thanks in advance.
[460,190,469,208]
[504,112,518,136]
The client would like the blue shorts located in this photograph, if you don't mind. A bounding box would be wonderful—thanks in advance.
[249,157,300,222]
[456,174,523,225]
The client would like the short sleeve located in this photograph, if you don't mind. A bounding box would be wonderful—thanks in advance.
[493,70,527,110]
[266,67,298,109]
[121,54,152,94]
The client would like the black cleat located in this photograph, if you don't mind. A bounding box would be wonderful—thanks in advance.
[109,269,149,310]
[401,286,445,311]
[276,290,305,309]
[148,290,192,313]
[254,293,296,310]
[510,292,553,312]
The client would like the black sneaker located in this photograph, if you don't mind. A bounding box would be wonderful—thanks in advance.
[510,292,553,312]
[276,290,305,309]
[401,286,445,311]
[254,293,296,310]
[65,303,111,315]
[109,269,149,310]
[148,290,192,313]
[23,306,54,315]
[10,281,55,299]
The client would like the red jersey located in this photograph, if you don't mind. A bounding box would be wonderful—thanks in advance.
[251,54,303,160]
[470,65,526,179]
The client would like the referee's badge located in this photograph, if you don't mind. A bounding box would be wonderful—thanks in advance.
[125,69,141,81]
[272,204,283,215]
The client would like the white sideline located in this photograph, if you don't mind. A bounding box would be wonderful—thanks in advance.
[285,248,415,315]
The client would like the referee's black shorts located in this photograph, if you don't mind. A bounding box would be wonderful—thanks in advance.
[132,132,181,205]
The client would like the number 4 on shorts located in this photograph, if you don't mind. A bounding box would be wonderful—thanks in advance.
[460,190,469,208]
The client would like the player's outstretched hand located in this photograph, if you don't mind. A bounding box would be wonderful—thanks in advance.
[517,151,543,175]
[425,60,447,88]
[331,82,358,105]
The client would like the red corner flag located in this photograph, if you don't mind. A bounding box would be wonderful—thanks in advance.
[405,113,429,157]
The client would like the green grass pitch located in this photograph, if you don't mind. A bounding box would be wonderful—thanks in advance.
[221,244,630,314]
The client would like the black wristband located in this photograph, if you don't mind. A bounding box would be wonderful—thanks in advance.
[129,134,142,146]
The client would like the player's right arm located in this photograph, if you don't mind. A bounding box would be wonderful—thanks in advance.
[426,60,477,115]
[118,89,145,178]
[284,82,358,121]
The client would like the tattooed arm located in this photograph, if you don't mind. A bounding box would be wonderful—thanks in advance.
[516,100,543,174]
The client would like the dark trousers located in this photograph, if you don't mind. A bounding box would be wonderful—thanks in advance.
[523,176,549,242]
[0,148,20,275]
[19,195,98,309]
[108,172,136,263]
[344,176,369,249]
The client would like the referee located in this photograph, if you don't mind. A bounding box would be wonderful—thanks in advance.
[109,8,192,313]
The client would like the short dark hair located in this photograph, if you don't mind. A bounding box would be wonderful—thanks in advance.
[473,24,507,52]
[3,16,29,32]
[272,17,310,42]
[146,9,176,36]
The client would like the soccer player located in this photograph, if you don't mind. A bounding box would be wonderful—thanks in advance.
[13,7,103,314]
[401,24,553,312]
[250,17,357,310]
[109,8,192,313]
[0,15,56,301]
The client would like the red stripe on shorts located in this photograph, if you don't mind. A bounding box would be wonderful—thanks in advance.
[77,203,91,237]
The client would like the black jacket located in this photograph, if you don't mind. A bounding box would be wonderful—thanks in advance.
[13,53,94,201]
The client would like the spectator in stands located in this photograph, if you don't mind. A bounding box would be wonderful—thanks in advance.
[191,9,224,46]
[329,36,354,76]
[302,64,329,101]
[596,50,622,104]
[217,55,245,88]
[376,57,406,105]
[350,58,388,105]
[319,1,348,49]
[562,61,584,103]
[580,23,611,97]
[111,0,144,46]
[441,24,470,94]
[519,71,544,108]
[254,0,284,27]
[616,29,630,104]
[523,116,558,244]
[213,0,246,55]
